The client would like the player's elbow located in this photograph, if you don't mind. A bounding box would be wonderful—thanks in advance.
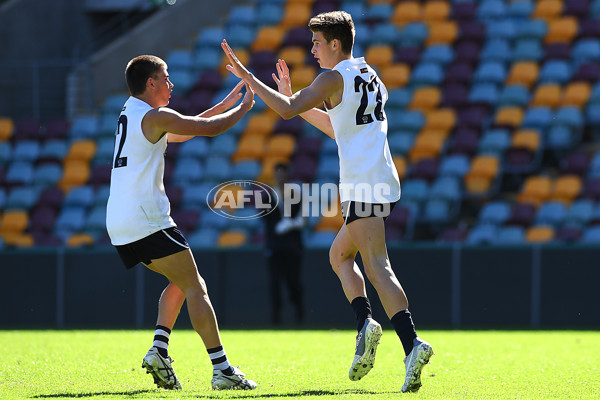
[204,128,221,137]
[280,109,296,120]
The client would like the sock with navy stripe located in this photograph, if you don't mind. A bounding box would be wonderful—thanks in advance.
[153,325,171,358]
[207,345,234,375]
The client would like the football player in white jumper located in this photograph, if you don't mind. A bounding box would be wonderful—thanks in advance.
[222,11,433,393]
[106,55,257,391]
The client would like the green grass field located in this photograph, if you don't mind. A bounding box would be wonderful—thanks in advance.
[1,330,598,399]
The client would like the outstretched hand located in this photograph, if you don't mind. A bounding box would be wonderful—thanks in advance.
[272,59,293,97]
[241,82,255,109]
[221,39,251,80]
[219,80,244,110]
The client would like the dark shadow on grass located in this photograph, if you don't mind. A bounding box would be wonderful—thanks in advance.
[195,388,398,398]
[32,389,154,398]
[32,388,399,399]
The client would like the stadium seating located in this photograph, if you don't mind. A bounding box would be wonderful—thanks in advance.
[526,225,555,243]
[0,117,14,141]
[496,226,526,244]
[464,155,500,196]
[5,0,600,247]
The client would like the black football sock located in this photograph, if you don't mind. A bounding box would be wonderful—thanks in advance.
[390,310,418,356]
[351,296,372,333]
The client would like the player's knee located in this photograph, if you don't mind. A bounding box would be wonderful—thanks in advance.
[367,251,388,268]
[329,245,343,272]
[197,274,210,295]
[330,249,356,276]
[363,253,391,279]
[363,263,376,282]
[183,284,208,301]
[179,274,208,297]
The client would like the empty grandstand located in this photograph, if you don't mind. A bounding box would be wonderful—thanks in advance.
[2,0,600,249]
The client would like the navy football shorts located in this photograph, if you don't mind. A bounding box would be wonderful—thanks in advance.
[115,227,189,269]
[342,201,397,226]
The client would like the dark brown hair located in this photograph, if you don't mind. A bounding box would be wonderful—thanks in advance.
[125,55,166,96]
[308,11,355,55]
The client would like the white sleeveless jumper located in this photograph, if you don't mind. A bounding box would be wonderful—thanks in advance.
[325,57,401,204]
[106,97,175,245]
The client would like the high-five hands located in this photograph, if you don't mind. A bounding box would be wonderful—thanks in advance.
[272,59,293,97]
[221,40,252,81]
[241,82,255,109]
[219,80,245,109]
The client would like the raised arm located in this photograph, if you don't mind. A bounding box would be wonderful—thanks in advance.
[198,80,245,118]
[222,40,341,124]
[272,59,335,139]
[144,83,254,144]
[166,81,246,143]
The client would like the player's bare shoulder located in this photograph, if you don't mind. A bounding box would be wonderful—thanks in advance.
[313,70,344,109]
[314,69,344,89]
[141,107,178,143]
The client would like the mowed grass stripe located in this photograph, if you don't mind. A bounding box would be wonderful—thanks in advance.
[0,330,598,399]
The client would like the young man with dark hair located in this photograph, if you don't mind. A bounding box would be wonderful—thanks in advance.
[106,55,257,391]
[222,11,433,393]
